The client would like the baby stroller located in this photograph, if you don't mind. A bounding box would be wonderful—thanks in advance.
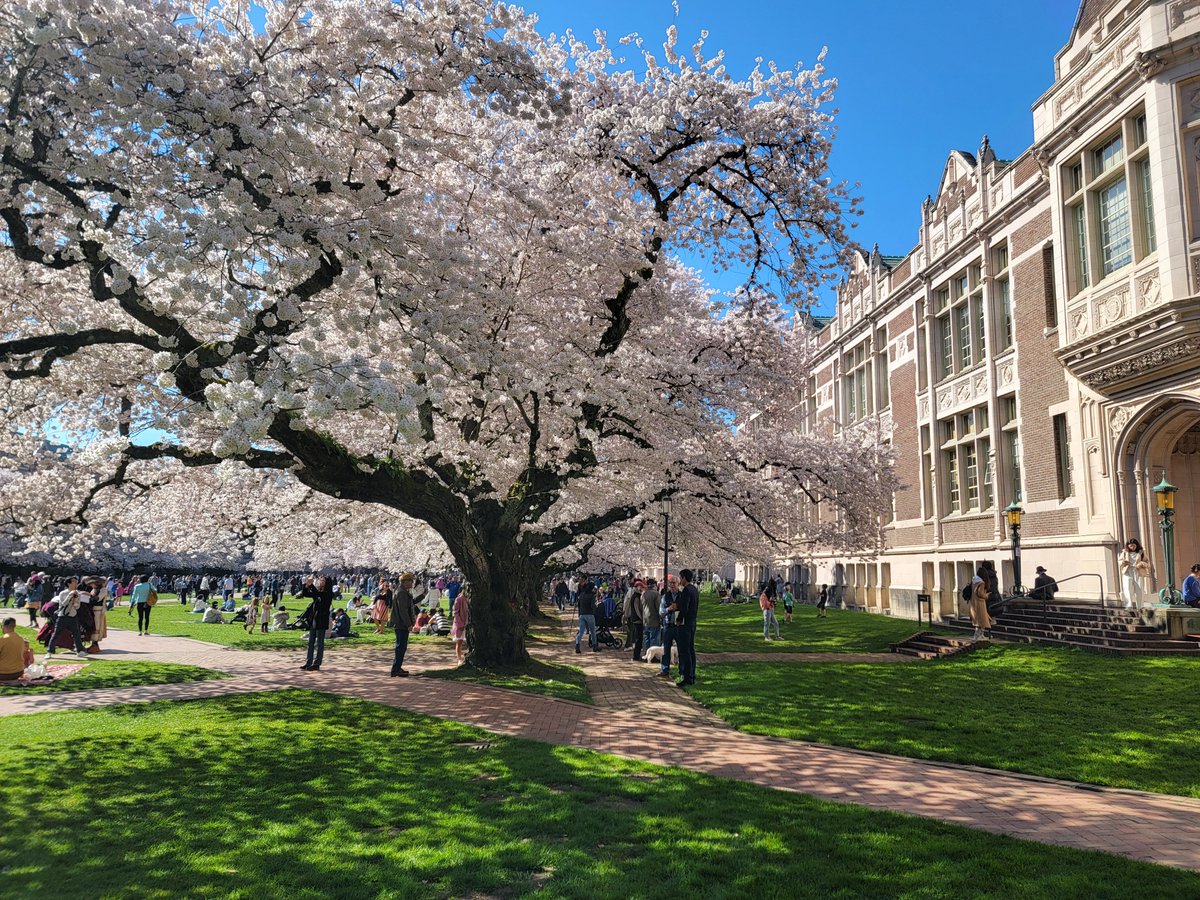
[230,606,249,624]
[594,605,625,650]
[288,604,315,631]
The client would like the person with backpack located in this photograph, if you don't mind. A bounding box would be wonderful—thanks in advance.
[45,578,87,659]
[969,566,993,640]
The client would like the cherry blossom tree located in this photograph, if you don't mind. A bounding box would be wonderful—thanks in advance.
[0,0,893,664]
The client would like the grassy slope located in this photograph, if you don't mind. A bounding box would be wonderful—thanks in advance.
[688,643,1200,797]
[695,599,953,654]
[3,692,1197,899]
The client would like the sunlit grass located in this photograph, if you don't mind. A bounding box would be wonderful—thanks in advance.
[688,643,1200,797]
[3,692,1197,898]
[696,597,954,654]
[0,657,225,695]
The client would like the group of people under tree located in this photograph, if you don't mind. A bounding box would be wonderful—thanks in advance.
[556,569,700,687]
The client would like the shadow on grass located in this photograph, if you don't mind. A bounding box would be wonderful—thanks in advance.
[688,643,1200,797]
[423,657,591,704]
[0,660,225,696]
[2,691,1198,899]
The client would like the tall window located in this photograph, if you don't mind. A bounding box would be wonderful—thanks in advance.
[1001,396,1022,503]
[1064,112,1156,295]
[993,243,1012,351]
[920,425,934,519]
[1053,413,1074,499]
[933,267,984,382]
[842,343,870,424]
[939,405,993,514]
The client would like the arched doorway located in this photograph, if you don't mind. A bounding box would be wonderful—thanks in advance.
[1116,397,1200,595]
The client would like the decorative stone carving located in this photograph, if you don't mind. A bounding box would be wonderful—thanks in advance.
[918,396,930,420]
[998,360,1016,386]
[1133,51,1166,79]
[1094,285,1128,327]
[1071,308,1090,340]
[1110,405,1131,435]
[1138,271,1161,307]
[973,373,987,396]
[1170,0,1200,30]
[1083,338,1200,389]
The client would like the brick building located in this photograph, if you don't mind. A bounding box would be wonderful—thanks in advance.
[742,0,1200,618]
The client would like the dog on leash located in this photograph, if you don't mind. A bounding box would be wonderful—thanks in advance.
[643,645,673,665]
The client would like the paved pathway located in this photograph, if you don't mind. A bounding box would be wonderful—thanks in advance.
[4,626,1200,873]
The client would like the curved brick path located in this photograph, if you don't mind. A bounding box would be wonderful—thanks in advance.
[4,627,1200,872]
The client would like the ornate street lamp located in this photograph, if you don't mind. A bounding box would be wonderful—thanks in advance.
[659,492,674,584]
[1004,500,1024,596]
[1153,473,1180,604]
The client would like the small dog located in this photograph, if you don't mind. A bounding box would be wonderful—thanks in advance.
[643,645,673,665]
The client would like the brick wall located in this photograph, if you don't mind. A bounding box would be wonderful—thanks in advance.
[1022,507,1081,539]
[1012,155,1040,186]
[887,524,933,548]
[1009,211,1069,504]
[890,361,922,521]
[942,516,995,544]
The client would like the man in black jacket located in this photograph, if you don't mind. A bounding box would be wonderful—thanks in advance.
[575,579,598,653]
[301,574,334,671]
[390,573,419,676]
[672,569,700,686]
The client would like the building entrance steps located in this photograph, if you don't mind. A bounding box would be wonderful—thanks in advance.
[890,631,985,659]
[945,602,1200,655]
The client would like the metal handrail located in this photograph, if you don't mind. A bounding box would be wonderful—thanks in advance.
[1016,571,1106,624]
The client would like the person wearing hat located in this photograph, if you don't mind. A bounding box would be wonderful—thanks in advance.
[1029,566,1058,603]
[390,573,419,676]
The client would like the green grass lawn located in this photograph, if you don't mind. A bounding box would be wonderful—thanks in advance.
[423,657,591,704]
[695,600,953,654]
[3,692,1197,899]
[0,657,225,695]
[105,603,447,652]
[688,643,1200,798]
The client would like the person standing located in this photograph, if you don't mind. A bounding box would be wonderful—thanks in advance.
[372,579,393,635]
[389,573,419,676]
[760,582,781,641]
[575,579,597,653]
[451,587,469,664]
[567,574,579,608]
[782,582,795,624]
[1119,538,1149,610]
[640,578,661,660]
[128,574,154,636]
[624,581,644,662]
[816,583,829,618]
[301,575,333,671]
[969,567,993,640]
[657,578,678,680]
[24,574,43,628]
[46,578,87,659]
[672,569,700,686]
[553,578,568,611]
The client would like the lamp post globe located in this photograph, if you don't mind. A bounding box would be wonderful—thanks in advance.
[1004,501,1024,596]
[1153,474,1180,604]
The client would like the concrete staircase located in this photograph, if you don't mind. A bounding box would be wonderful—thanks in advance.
[955,602,1200,656]
[890,631,986,660]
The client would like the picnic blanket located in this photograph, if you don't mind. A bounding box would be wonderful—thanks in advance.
[7,662,87,688]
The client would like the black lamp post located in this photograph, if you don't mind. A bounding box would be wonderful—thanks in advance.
[1154,473,1180,604]
[1004,500,1024,596]
[659,493,673,583]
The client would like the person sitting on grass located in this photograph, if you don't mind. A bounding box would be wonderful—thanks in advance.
[191,594,208,614]
[427,607,450,636]
[1,617,33,681]
[331,608,354,639]
[202,601,225,624]
[222,594,236,613]
[411,608,431,635]
[271,605,289,630]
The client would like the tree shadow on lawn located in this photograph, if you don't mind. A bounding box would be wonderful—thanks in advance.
[695,604,955,654]
[690,643,1200,797]
[3,691,1198,899]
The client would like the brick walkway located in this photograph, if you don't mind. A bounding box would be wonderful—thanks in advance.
[5,626,1200,872]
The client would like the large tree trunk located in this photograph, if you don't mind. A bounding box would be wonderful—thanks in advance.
[459,543,533,667]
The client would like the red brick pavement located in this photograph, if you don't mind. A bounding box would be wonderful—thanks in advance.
[4,626,1200,872]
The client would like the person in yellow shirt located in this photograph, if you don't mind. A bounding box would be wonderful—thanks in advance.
[1,617,31,681]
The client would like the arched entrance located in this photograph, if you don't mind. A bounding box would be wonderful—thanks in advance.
[1115,397,1200,595]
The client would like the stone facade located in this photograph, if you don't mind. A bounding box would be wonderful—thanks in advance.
[742,1,1200,616]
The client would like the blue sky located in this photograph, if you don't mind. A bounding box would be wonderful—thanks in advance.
[521,0,1081,311]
